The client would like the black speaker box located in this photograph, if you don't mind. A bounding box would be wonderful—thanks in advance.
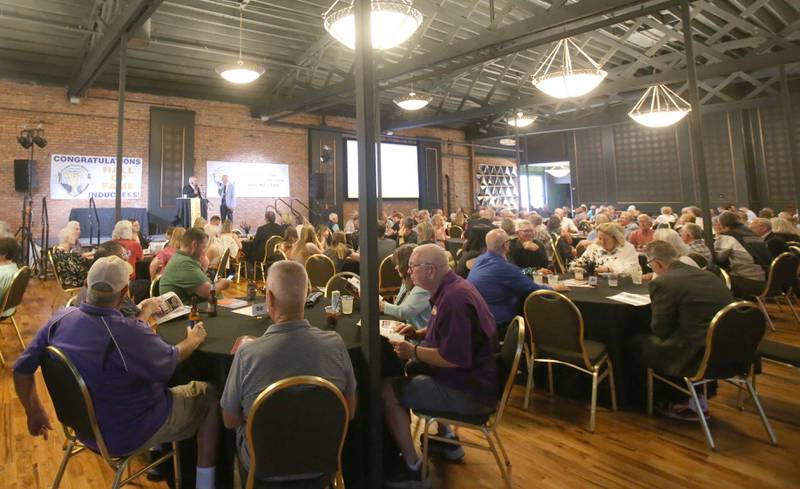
[14,159,36,192]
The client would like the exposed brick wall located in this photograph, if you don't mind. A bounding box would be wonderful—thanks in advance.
[0,79,474,237]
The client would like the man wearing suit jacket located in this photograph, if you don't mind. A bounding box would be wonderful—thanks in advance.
[251,211,285,264]
[217,174,236,223]
[629,240,733,421]
[183,176,203,198]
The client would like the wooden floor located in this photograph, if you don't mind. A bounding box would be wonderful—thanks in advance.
[1,278,799,489]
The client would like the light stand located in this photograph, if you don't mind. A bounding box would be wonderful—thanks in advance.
[14,125,47,274]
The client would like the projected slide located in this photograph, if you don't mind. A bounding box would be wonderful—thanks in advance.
[346,139,420,199]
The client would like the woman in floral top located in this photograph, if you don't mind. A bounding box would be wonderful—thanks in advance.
[52,225,92,288]
[570,223,641,274]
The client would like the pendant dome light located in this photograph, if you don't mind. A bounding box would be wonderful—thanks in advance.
[507,111,537,128]
[216,7,265,84]
[628,84,692,128]
[393,91,432,110]
[532,38,607,99]
[323,0,423,50]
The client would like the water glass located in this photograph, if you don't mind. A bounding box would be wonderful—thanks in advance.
[574,268,585,281]
[341,295,354,315]
[608,273,619,287]
[548,274,560,287]
[631,270,643,285]
[533,273,543,284]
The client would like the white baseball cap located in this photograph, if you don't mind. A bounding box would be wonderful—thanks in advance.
[87,256,132,292]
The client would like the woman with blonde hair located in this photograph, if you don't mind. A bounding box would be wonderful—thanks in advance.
[316,224,331,250]
[290,223,322,264]
[379,244,431,330]
[279,226,299,256]
[767,217,800,256]
[192,216,207,229]
[571,222,640,274]
[219,219,242,258]
[149,227,185,277]
[323,231,360,272]
[432,214,447,246]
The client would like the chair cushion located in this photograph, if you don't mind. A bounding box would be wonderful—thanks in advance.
[758,339,800,368]
[413,408,493,425]
[536,339,608,367]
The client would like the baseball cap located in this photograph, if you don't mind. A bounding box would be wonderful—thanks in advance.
[87,256,132,292]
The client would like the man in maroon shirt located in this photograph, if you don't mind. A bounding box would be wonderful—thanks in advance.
[384,244,498,487]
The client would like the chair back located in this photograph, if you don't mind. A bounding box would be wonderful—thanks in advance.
[493,316,524,427]
[692,301,766,381]
[378,254,402,295]
[552,237,567,274]
[66,295,80,307]
[524,290,591,369]
[48,249,69,291]
[263,236,284,264]
[245,376,348,487]
[325,272,360,299]
[0,266,31,314]
[214,248,232,282]
[150,276,161,298]
[761,252,799,297]
[40,346,113,460]
[719,267,732,290]
[687,252,708,269]
[788,245,800,257]
[275,249,288,261]
[305,254,336,290]
[448,225,463,239]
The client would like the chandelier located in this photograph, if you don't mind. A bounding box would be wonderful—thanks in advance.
[394,91,432,110]
[532,38,607,99]
[508,111,536,128]
[628,84,692,128]
[323,0,423,50]
[498,137,517,147]
[216,8,265,84]
[546,166,570,178]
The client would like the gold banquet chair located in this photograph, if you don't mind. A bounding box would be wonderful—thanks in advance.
[378,255,402,299]
[214,248,232,282]
[255,236,284,282]
[40,346,181,489]
[49,249,81,311]
[523,290,617,432]
[648,301,777,451]
[242,376,348,489]
[415,316,523,489]
[0,266,32,366]
[325,272,360,299]
[754,252,800,331]
[448,225,464,239]
[306,254,336,292]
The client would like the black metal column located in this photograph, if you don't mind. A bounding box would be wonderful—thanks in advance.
[354,0,382,487]
[680,0,714,253]
[779,65,800,211]
[115,33,127,222]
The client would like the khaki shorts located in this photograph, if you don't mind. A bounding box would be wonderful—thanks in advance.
[136,381,217,452]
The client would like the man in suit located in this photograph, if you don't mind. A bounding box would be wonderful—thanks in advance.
[183,176,203,198]
[216,174,236,223]
[251,211,285,264]
[629,240,733,421]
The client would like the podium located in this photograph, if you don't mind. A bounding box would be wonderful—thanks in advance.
[176,197,207,228]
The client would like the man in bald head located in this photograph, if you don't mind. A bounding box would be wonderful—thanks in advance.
[384,244,498,486]
[220,260,357,479]
[469,229,568,335]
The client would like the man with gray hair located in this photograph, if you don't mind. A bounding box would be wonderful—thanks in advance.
[680,223,712,262]
[221,260,357,479]
[14,256,220,488]
[628,241,732,421]
[384,244,498,486]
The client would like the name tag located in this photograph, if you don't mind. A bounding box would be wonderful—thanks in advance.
[252,303,267,316]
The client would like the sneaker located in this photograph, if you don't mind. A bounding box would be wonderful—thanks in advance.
[420,434,465,462]
[384,462,431,489]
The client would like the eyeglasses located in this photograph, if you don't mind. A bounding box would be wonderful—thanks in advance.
[408,262,432,272]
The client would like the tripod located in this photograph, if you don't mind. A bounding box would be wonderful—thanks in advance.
[15,193,41,275]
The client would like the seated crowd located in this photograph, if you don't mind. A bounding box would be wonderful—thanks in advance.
[5,200,800,488]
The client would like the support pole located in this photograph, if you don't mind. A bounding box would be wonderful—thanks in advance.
[353,0,382,487]
[779,65,800,211]
[115,33,127,222]
[680,0,715,255]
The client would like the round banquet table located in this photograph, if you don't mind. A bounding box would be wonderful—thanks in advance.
[534,274,652,407]
[157,297,404,489]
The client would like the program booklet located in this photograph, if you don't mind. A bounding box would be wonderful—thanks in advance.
[153,291,192,325]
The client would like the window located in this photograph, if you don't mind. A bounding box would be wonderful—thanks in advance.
[520,172,545,209]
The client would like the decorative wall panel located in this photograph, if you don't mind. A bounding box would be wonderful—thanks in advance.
[701,112,737,204]
[573,128,606,203]
[758,107,796,204]
[613,123,682,203]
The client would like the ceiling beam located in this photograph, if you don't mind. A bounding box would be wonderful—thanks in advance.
[253,0,669,119]
[68,0,164,98]
[384,47,800,131]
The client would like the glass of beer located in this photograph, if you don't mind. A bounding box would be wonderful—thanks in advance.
[341,295,354,315]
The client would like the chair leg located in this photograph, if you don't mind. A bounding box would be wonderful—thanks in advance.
[756,297,776,332]
[51,437,75,489]
[782,293,800,326]
[547,363,554,395]
[172,441,182,489]
[745,377,777,445]
[492,429,512,478]
[523,352,534,409]
[11,317,25,349]
[421,418,431,486]
[606,359,618,412]
[0,349,5,367]
[647,369,654,416]
[589,368,599,432]
[111,458,130,489]
[412,417,422,442]
[483,428,511,489]
[686,379,715,450]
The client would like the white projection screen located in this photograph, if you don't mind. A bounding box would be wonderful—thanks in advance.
[346,139,420,199]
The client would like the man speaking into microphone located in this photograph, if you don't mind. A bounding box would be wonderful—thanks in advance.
[217,174,236,223]
[183,176,203,198]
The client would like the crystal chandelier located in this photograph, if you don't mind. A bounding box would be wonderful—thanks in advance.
[323,0,423,50]
[216,8,265,84]
[628,84,692,128]
[532,38,607,99]
[394,91,432,110]
[508,111,536,128]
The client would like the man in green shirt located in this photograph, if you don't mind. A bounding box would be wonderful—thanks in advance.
[160,228,230,303]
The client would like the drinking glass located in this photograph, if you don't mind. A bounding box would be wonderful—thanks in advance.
[341,295,354,315]
[574,268,585,281]
[608,273,619,287]
[325,306,339,326]
[548,274,560,287]
[631,270,643,285]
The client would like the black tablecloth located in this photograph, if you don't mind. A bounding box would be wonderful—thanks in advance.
[68,207,148,238]
[175,197,208,228]
[158,299,403,488]
[540,275,652,406]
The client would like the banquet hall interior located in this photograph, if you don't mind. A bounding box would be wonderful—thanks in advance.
[1,0,800,488]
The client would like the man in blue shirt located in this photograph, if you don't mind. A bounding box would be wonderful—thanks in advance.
[469,229,569,333]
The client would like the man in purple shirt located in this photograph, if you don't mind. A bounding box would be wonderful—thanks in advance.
[13,256,220,489]
[383,244,498,488]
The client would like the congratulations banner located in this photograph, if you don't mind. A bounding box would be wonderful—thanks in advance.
[50,154,143,200]
[206,161,291,198]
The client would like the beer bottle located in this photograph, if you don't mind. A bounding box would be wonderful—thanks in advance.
[189,295,200,327]
[208,282,218,317]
